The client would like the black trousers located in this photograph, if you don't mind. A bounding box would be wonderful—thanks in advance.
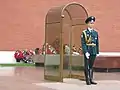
[84,54,96,84]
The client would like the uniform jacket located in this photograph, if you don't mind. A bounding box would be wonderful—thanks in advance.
[81,29,99,55]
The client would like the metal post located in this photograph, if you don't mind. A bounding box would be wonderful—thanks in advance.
[59,14,64,82]
[69,21,72,78]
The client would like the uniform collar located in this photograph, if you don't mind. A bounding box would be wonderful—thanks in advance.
[87,27,94,32]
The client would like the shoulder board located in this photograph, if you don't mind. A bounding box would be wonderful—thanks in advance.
[93,29,98,32]
[93,30,98,34]
[82,29,87,32]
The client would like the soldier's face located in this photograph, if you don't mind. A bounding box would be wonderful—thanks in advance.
[87,22,95,28]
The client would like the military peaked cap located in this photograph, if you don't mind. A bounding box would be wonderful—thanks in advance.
[85,16,95,24]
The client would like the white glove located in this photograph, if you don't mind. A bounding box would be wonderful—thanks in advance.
[97,54,99,56]
[85,52,90,59]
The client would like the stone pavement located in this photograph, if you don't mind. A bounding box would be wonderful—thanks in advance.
[0,67,120,90]
[0,67,53,90]
[35,79,120,90]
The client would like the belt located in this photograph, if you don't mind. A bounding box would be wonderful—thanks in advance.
[86,43,96,46]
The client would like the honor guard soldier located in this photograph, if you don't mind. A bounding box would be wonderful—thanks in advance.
[81,16,99,85]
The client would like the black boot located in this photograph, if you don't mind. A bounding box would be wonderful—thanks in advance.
[86,80,91,85]
[84,60,91,85]
[85,71,91,85]
[90,69,97,85]
[91,81,97,85]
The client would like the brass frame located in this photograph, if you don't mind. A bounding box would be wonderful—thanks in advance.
[44,2,88,82]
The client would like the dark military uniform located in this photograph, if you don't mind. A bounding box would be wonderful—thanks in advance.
[81,16,99,85]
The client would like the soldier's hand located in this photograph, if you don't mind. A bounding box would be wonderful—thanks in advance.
[97,54,99,56]
[85,52,90,59]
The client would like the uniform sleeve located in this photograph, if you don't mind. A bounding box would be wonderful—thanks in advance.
[96,32,99,54]
[81,32,87,53]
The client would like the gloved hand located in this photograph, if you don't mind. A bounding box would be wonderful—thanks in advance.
[85,52,90,59]
[97,54,99,56]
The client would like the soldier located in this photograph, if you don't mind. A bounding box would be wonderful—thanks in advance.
[81,16,99,85]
